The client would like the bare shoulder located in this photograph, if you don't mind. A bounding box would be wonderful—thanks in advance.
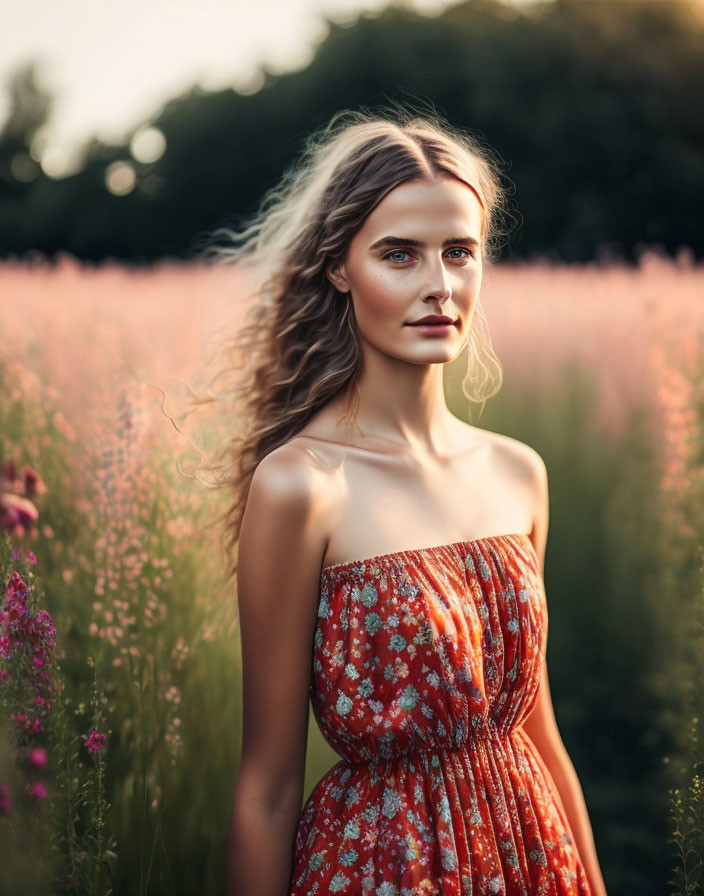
[245,440,337,566]
[490,433,550,571]
[464,425,549,564]
[487,429,547,490]
[249,438,323,504]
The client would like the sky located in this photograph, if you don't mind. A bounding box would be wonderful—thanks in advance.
[2,0,536,177]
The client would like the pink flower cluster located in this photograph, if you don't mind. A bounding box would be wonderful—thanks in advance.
[0,461,47,537]
[0,552,58,808]
[0,569,56,734]
[84,728,105,753]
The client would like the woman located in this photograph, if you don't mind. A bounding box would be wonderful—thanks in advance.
[213,106,607,895]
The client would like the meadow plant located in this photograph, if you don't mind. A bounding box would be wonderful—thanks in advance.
[0,532,115,894]
[1,334,240,894]
[658,338,704,894]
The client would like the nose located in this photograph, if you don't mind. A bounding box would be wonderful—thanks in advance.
[423,258,452,303]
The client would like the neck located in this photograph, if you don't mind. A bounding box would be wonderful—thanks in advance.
[341,344,458,458]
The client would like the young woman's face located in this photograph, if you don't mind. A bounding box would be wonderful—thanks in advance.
[326,176,484,365]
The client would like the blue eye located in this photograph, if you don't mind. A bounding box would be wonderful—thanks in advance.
[385,250,410,263]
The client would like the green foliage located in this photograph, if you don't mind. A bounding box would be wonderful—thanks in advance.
[668,717,704,893]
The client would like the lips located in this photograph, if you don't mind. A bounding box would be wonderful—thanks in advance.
[408,315,456,326]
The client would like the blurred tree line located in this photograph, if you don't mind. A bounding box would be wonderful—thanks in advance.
[0,0,702,264]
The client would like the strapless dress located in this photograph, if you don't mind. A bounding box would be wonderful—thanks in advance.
[289,532,592,895]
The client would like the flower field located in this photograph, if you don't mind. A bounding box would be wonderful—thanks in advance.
[0,249,703,894]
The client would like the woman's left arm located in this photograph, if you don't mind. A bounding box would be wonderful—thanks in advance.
[522,657,608,896]
[520,446,608,896]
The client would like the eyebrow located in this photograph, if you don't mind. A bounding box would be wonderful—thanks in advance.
[368,235,480,251]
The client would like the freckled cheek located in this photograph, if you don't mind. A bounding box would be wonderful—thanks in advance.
[350,271,410,322]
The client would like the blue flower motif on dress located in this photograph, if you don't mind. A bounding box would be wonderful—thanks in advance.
[389,633,406,651]
[413,620,434,644]
[360,804,380,823]
[344,818,360,839]
[382,787,402,819]
[425,670,441,689]
[376,883,399,896]
[329,870,350,891]
[463,553,477,574]
[440,846,457,870]
[336,692,354,715]
[356,582,379,608]
[398,684,419,711]
[438,793,451,824]
[365,612,383,635]
[308,851,324,871]
[358,677,374,697]
[477,553,491,580]
[345,662,360,679]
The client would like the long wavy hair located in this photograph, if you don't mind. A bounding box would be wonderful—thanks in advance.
[186,103,514,583]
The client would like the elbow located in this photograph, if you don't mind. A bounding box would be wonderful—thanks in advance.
[233,758,305,818]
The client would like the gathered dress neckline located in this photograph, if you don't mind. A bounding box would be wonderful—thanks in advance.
[321,530,533,574]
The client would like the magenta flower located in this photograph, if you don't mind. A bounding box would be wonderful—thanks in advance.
[10,546,37,564]
[0,460,46,536]
[85,728,105,753]
[0,492,39,536]
[27,747,47,768]
[28,780,47,799]
[0,783,11,814]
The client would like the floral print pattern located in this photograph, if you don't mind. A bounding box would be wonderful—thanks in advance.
[289,532,592,895]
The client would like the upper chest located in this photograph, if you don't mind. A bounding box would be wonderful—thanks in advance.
[295,430,536,570]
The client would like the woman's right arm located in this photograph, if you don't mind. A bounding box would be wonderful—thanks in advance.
[226,445,330,896]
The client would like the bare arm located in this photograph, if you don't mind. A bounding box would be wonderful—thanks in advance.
[521,449,608,896]
[226,445,329,896]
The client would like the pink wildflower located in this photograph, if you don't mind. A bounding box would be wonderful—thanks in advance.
[28,780,47,799]
[0,492,39,536]
[27,747,47,768]
[5,569,30,602]
[23,467,47,498]
[0,783,11,814]
[85,728,105,753]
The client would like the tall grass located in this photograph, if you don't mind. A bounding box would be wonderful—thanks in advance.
[0,250,702,894]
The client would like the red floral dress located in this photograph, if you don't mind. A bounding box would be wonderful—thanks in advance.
[289,532,592,895]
